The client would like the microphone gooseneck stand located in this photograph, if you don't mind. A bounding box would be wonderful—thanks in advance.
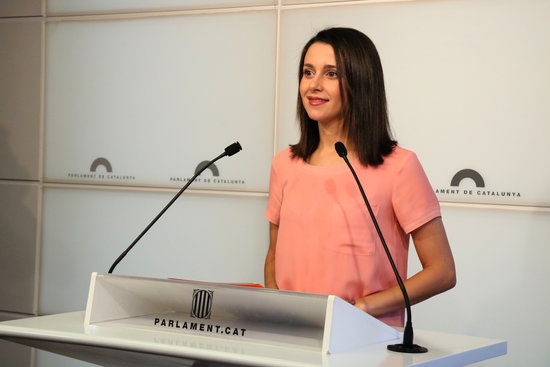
[108,142,242,274]
[335,141,428,353]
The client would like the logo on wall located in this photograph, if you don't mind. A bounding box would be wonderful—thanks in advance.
[66,157,136,181]
[450,169,485,188]
[435,168,521,201]
[195,161,219,176]
[90,157,113,173]
[191,289,214,319]
[169,159,245,186]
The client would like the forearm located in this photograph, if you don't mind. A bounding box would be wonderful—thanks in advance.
[264,223,280,289]
[264,249,278,289]
[354,264,456,317]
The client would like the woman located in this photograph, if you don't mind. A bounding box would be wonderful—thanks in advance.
[264,27,456,327]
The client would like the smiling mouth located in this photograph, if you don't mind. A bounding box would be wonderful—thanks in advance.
[307,97,328,106]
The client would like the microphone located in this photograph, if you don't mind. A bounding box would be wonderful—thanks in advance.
[335,141,427,353]
[108,141,243,274]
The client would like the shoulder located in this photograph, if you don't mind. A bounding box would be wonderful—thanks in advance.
[379,146,420,172]
[268,148,305,193]
[271,147,302,169]
[272,147,293,162]
[387,145,416,161]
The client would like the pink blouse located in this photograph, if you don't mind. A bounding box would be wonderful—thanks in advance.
[265,146,440,326]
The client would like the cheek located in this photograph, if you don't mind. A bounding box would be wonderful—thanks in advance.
[331,88,343,106]
[299,83,309,105]
[299,80,307,96]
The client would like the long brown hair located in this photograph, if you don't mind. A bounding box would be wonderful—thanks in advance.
[291,27,396,167]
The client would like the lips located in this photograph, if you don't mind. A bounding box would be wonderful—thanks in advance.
[307,96,329,106]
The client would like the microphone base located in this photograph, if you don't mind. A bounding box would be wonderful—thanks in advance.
[387,343,428,353]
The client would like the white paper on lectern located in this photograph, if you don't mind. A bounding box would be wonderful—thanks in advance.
[84,273,401,353]
[323,296,401,353]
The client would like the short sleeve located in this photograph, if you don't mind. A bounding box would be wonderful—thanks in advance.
[392,152,441,234]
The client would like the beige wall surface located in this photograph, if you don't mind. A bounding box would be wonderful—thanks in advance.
[0,3,43,364]
[0,0,42,17]
[0,19,42,181]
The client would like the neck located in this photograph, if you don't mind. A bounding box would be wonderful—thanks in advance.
[309,119,356,165]
[317,118,347,150]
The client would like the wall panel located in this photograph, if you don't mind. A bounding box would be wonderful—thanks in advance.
[39,187,268,314]
[0,0,42,17]
[0,182,40,314]
[47,0,276,15]
[0,19,42,181]
[408,205,550,367]
[45,10,276,191]
[277,0,550,206]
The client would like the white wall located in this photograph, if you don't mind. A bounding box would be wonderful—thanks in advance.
[1,0,549,366]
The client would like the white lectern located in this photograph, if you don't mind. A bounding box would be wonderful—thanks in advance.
[0,273,506,367]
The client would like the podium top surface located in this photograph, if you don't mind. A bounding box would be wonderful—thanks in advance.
[0,311,506,367]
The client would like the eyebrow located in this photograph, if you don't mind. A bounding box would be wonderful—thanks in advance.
[303,63,338,70]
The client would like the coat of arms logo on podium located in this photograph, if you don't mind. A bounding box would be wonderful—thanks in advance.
[191,289,214,319]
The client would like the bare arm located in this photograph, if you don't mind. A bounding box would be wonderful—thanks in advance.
[353,216,456,317]
[264,222,279,289]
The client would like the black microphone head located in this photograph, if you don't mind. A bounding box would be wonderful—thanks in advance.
[335,142,348,157]
[225,142,242,156]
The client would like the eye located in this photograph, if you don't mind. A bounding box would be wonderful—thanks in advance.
[303,68,314,77]
[326,71,338,78]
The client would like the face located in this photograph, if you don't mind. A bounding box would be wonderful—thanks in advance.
[299,42,344,126]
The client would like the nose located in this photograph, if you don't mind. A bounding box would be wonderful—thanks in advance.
[309,74,323,92]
